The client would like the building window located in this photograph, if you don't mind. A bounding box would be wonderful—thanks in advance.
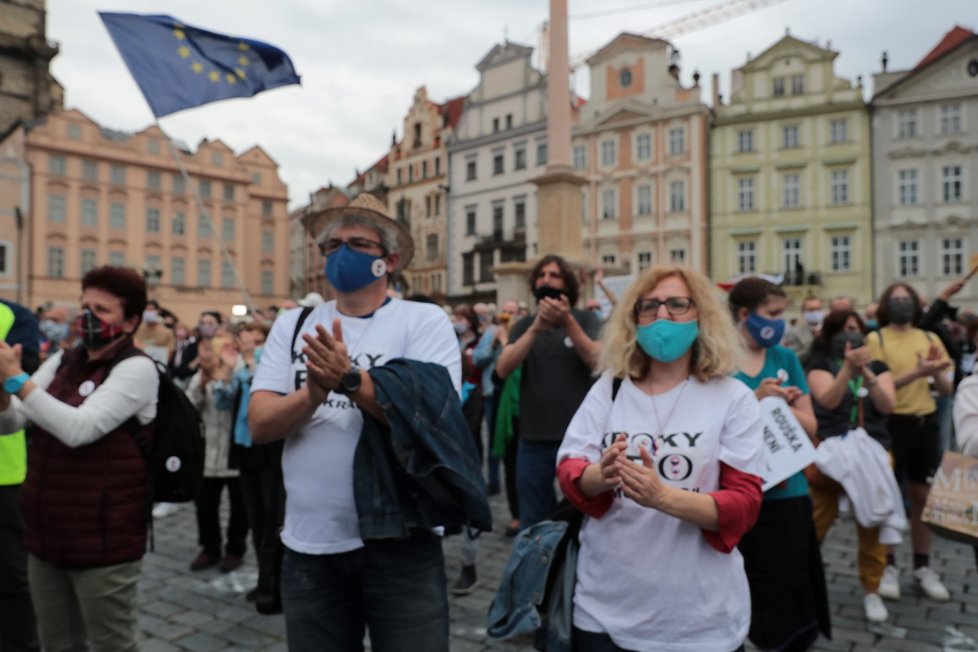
[601,254,617,266]
[262,230,274,253]
[898,109,917,138]
[830,170,849,205]
[110,202,125,230]
[49,155,66,176]
[791,74,804,95]
[637,251,652,271]
[506,114,513,130]
[829,119,848,144]
[198,260,212,287]
[396,168,403,185]
[261,270,274,295]
[773,77,785,97]
[737,241,756,274]
[830,235,851,272]
[148,139,161,155]
[426,234,438,261]
[463,253,474,285]
[145,255,161,278]
[601,189,617,220]
[636,184,652,216]
[222,261,235,288]
[80,249,97,274]
[493,149,504,175]
[573,144,586,170]
[81,199,98,226]
[670,249,686,264]
[668,128,685,155]
[465,205,476,235]
[408,165,414,183]
[67,124,82,140]
[601,140,616,167]
[898,240,919,277]
[147,171,162,192]
[536,140,547,166]
[479,251,493,282]
[199,179,212,198]
[466,158,477,181]
[435,157,441,176]
[422,160,428,179]
[782,238,803,277]
[172,174,185,194]
[262,200,273,217]
[146,208,161,232]
[783,125,800,148]
[669,180,685,212]
[737,130,754,153]
[783,173,800,208]
[223,183,235,201]
[222,217,235,241]
[47,247,64,278]
[171,257,186,285]
[212,152,224,166]
[48,194,66,222]
[943,165,963,202]
[82,159,98,181]
[514,197,526,229]
[635,133,652,161]
[172,212,186,235]
[898,170,918,205]
[514,144,527,170]
[199,214,212,237]
[492,202,504,238]
[940,104,962,134]
[492,117,500,133]
[942,238,964,276]
[738,177,755,211]
[251,172,262,185]
[110,164,126,185]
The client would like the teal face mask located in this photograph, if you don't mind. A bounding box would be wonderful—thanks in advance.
[635,319,699,363]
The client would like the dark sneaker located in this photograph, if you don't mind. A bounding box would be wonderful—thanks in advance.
[450,564,478,596]
[220,554,244,573]
[245,587,259,602]
[255,592,283,615]
[190,551,219,572]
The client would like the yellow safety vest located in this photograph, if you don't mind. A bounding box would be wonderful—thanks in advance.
[0,302,27,485]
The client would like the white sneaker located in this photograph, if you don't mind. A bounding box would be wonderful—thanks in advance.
[863,593,888,622]
[152,502,180,519]
[878,565,900,601]
[914,566,951,602]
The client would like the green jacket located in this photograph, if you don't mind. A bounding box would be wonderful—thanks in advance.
[492,366,521,458]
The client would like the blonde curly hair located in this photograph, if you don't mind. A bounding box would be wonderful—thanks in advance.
[599,265,741,382]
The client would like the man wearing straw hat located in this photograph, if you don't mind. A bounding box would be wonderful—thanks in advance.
[249,194,485,651]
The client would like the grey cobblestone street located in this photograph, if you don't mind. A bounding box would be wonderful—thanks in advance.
[140,492,978,651]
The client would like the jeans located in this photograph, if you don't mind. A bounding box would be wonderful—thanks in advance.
[194,477,248,557]
[0,485,38,651]
[280,532,448,652]
[516,440,561,530]
[240,459,285,606]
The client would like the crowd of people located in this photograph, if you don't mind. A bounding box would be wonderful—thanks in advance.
[0,189,977,651]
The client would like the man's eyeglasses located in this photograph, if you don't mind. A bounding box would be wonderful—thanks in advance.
[634,297,695,318]
[320,237,386,256]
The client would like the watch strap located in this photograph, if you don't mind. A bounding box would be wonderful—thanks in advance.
[4,372,30,394]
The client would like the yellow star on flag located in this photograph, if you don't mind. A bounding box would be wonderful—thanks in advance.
[174,29,186,40]
[191,62,203,74]
[238,55,249,66]
[226,74,237,85]
[178,46,191,59]
[208,70,220,83]
[237,42,249,51]
[235,68,247,79]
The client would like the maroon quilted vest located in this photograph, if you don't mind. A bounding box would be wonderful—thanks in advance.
[20,342,156,568]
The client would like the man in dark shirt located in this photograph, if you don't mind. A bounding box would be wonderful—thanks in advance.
[496,254,601,529]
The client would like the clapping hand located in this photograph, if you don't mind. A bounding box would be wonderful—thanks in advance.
[755,377,802,404]
[842,342,873,373]
[917,344,951,377]
[302,320,350,396]
[0,341,23,381]
[617,446,671,510]
[594,434,628,492]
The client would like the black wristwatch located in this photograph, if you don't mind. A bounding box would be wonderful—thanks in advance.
[336,366,362,395]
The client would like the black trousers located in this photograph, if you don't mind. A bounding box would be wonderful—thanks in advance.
[0,484,39,651]
[239,444,286,602]
[194,476,249,557]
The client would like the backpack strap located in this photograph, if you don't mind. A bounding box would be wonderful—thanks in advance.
[611,376,623,402]
[290,306,315,356]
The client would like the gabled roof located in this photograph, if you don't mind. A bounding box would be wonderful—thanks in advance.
[439,95,466,129]
[239,144,280,167]
[350,153,389,186]
[913,25,976,71]
[476,41,534,72]
[741,33,836,72]
[586,32,670,66]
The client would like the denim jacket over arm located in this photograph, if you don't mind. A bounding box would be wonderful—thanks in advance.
[355,358,492,541]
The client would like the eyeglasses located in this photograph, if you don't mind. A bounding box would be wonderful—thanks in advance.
[634,297,695,318]
[320,237,386,256]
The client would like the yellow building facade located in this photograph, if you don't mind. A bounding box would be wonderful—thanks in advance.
[711,34,873,307]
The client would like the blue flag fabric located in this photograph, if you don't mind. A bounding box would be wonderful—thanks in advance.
[99,12,300,118]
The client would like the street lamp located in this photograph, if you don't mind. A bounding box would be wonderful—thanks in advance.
[142,266,163,300]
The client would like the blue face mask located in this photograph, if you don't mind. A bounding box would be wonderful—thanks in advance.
[745,312,785,348]
[325,245,387,293]
[635,320,699,363]
[866,319,878,330]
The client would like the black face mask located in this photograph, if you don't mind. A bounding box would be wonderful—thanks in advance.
[534,285,565,303]
[830,331,864,360]
[888,299,915,325]
[73,309,127,351]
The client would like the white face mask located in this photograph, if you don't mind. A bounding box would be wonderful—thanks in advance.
[802,310,825,326]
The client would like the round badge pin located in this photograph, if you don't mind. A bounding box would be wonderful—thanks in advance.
[776,368,789,383]
[761,326,775,340]
[857,387,870,398]
[165,456,182,473]
[78,380,96,397]
[563,336,574,348]
[371,259,387,278]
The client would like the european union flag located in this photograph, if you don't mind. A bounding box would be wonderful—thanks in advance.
[99,12,300,118]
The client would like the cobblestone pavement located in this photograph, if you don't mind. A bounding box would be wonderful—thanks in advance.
[140,493,978,651]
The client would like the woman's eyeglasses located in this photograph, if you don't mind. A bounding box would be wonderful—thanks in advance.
[319,237,386,256]
[634,297,695,318]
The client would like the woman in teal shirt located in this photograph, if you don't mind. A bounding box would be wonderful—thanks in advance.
[729,277,830,651]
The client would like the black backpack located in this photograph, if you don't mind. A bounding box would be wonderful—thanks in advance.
[116,349,205,503]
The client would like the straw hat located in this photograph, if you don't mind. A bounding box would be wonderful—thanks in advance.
[304,193,414,271]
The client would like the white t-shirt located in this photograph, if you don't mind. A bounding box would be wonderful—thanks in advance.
[250,298,461,555]
[557,373,765,652]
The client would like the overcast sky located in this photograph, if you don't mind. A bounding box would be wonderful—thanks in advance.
[47,0,975,208]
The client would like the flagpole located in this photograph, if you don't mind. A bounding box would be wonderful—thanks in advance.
[157,119,259,318]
